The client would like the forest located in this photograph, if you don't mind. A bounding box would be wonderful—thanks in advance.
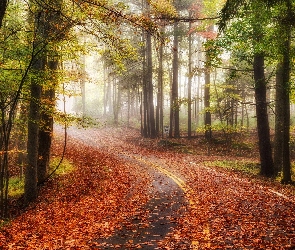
[0,0,295,248]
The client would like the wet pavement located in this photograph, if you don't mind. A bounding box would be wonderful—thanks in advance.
[92,170,187,249]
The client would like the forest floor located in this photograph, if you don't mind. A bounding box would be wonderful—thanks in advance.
[1,126,295,249]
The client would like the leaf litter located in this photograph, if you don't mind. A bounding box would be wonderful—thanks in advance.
[0,127,295,249]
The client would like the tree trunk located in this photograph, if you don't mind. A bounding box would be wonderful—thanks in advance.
[188,20,192,139]
[37,59,58,185]
[204,53,211,140]
[171,22,180,138]
[280,10,292,183]
[274,62,284,175]
[25,69,42,203]
[81,55,86,118]
[156,26,164,137]
[25,7,47,203]
[103,64,107,116]
[146,31,156,138]
[253,54,274,177]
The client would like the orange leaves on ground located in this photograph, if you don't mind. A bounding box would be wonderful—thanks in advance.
[0,133,150,249]
[1,127,295,249]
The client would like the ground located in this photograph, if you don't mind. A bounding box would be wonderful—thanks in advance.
[0,126,295,249]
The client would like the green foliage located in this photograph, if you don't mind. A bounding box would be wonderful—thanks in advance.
[49,157,75,176]
[195,123,248,135]
[205,160,261,175]
[8,177,24,198]
[7,158,74,199]
[217,0,286,63]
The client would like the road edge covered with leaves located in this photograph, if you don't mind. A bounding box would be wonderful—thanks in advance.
[0,130,151,249]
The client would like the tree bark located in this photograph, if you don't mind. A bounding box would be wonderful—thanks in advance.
[25,6,46,202]
[25,69,42,203]
[274,62,284,175]
[171,22,180,138]
[156,26,164,137]
[37,60,58,185]
[188,19,192,139]
[146,31,156,138]
[280,10,292,183]
[253,54,274,177]
[204,53,211,140]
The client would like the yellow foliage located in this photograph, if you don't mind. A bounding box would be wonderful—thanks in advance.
[149,0,178,18]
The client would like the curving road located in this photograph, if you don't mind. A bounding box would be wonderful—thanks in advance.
[65,126,189,249]
[64,126,295,249]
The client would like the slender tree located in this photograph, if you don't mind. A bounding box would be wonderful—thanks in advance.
[274,62,284,175]
[277,0,293,183]
[146,29,156,138]
[156,26,165,137]
[188,16,193,139]
[204,51,212,140]
[25,5,47,202]
[219,0,275,177]
[170,21,180,138]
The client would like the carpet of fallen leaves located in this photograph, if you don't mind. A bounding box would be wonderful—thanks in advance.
[0,130,151,249]
[1,126,295,249]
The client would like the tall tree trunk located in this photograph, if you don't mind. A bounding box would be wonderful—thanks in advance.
[25,65,43,203]
[171,22,180,138]
[37,59,58,185]
[280,5,292,183]
[188,19,192,139]
[204,52,211,140]
[81,54,86,118]
[103,64,107,116]
[253,54,274,177]
[113,78,119,125]
[141,27,148,137]
[25,7,47,203]
[156,28,164,137]
[37,0,62,185]
[274,62,284,175]
[146,31,156,138]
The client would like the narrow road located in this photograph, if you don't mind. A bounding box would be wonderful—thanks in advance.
[65,126,295,249]
[66,126,189,249]
[95,169,186,249]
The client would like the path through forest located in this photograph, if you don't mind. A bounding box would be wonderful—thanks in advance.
[67,126,295,249]
[0,126,295,249]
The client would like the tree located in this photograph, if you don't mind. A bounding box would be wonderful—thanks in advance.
[146,25,157,138]
[252,1,274,177]
[276,0,293,183]
[0,0,38,216]
[187,14,193,139]
[274,63,284,175]
[25,4,47,203]
[156,25,165,137]
[219,0,276,177]
[37,0,63,185]
[204,50,212,140]
[170,21,180,138]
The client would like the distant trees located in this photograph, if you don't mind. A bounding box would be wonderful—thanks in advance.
[1,0,295,218]
[0,0,178,217]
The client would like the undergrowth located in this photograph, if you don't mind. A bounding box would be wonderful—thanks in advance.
[205,160,261,175]
[8,157,74,199]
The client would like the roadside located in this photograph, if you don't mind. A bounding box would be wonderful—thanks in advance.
[0,128,151,249]
[0,126,294,249]
[67,126,295,249]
